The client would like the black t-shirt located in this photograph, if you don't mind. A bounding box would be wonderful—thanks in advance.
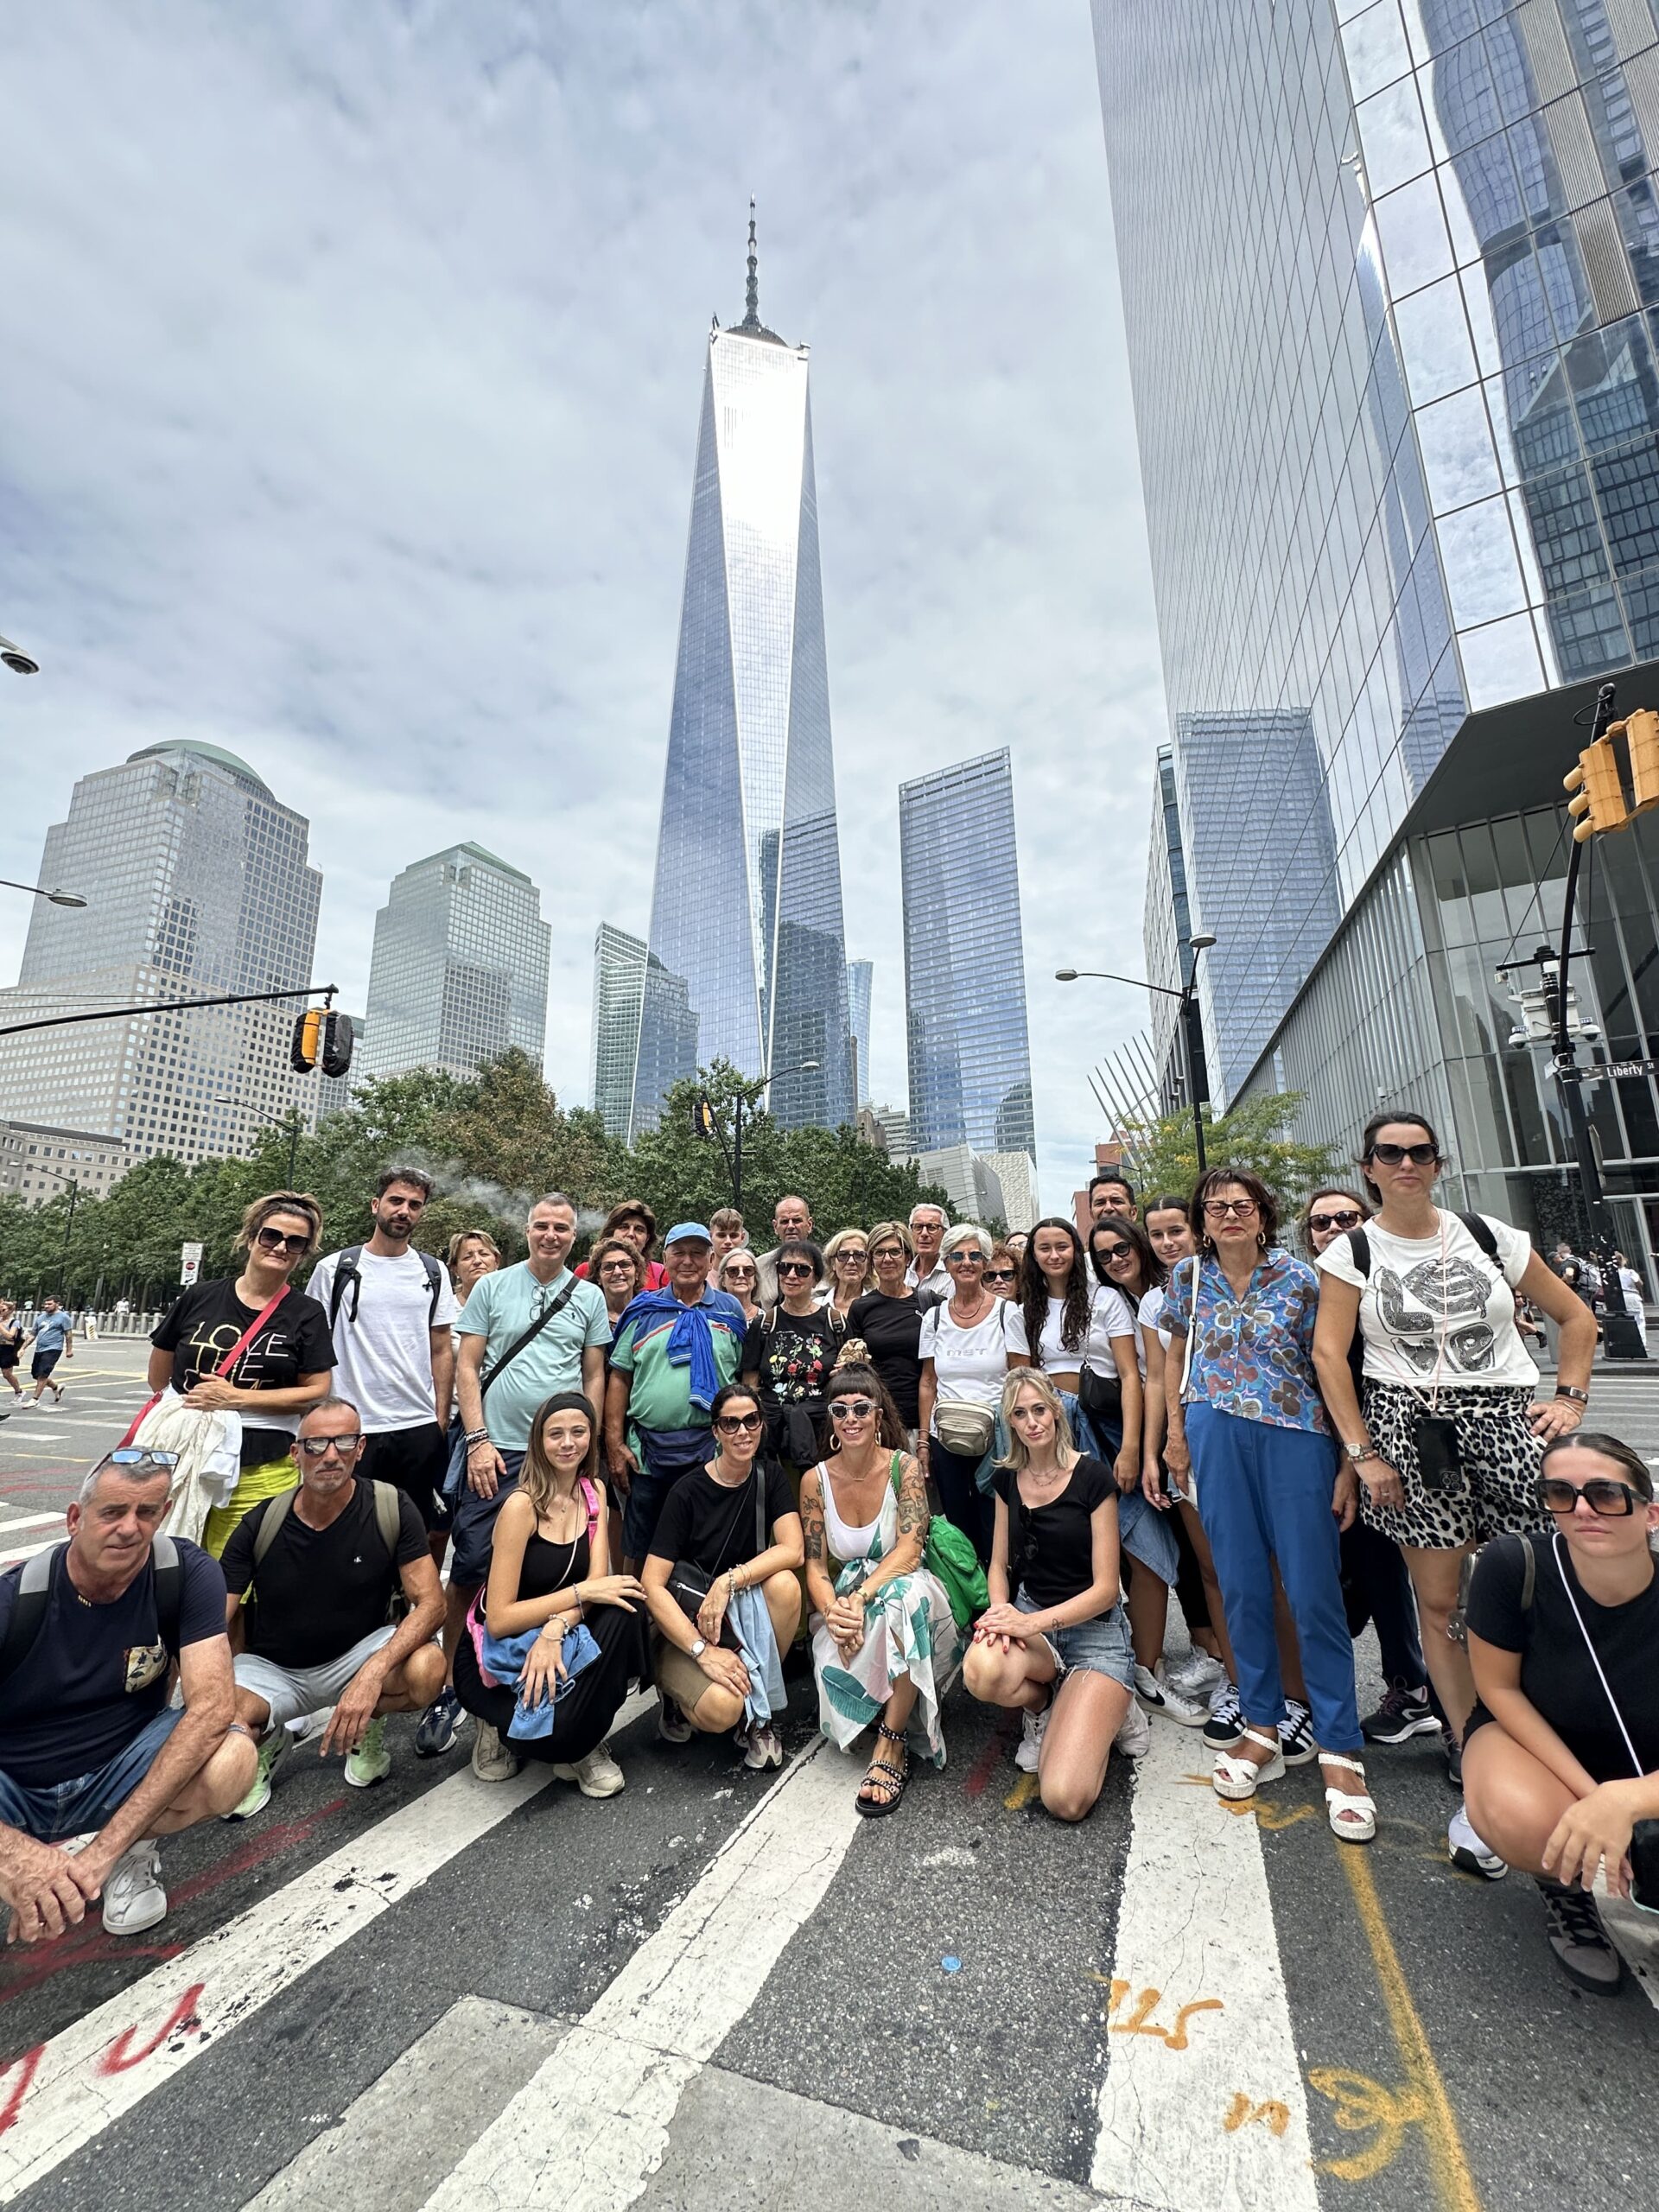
[646,1459,797,1571]
[993,1454,1116,1610]
[219,1478,428,1669]
[0,1541,227,1787]
[152,1277,336,1467]
[1466,1532,1659,1783]
[742,1306,842,1412]
[847,1291,924,1427]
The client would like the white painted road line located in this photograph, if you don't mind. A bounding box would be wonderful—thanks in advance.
[0,1511,67,1535]
[0,1539,59,1567]
[422,1738,863,2211]
[1089,1723,1319,2209]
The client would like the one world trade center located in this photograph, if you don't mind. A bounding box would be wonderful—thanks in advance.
[630,211,855,1137]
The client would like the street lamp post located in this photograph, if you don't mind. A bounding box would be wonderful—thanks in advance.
[696,1058,822,1212]
[0,877,86,907]
[216,1095,304,1185]
[29,1164,80,1296]
[1058,933,1217,1173]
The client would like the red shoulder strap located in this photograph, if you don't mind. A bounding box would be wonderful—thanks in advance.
[217,1283,290,1378]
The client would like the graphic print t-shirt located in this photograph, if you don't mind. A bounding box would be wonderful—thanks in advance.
[1316,1214,1536,1389]
[152,1279,336,1465]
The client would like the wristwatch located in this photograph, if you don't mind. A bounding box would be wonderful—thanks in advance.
[1554,1384,1589,1405]
[1344,1441,1372,1466]
[689,1636,708,1659]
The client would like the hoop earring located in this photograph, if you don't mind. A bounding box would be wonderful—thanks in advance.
[1257,1230,1268,1249]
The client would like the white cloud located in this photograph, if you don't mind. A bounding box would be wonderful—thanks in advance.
[0,0,1166,1207]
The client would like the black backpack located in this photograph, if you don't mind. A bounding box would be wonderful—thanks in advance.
[1343,1212,1499,1280]
[328,1245,444,1329]
[0,1537,183,1690]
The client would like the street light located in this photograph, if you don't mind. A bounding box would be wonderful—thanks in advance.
[0,632,40,677]
[216,1095,305,1185]
[0,877,86,907]
[1058,934,1217,1173]
[694,1057,821,1211]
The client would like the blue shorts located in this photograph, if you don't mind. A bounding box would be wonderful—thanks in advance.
[448,1450,526,1588]
[1014,1591,1134,1687]
[31,1351,62,1382]
[0,1705,185,1844]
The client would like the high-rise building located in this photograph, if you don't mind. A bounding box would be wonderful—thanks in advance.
[1101,2,1659,1271]
[0,741,322,1166]
[591,922,647,1141]
[632,210,855,1137]
[874,1103,912,1160]
[360,843,549,1083]
[899,749,1036,1165]
[846,958,874,1111]
[0,1120,130,1206]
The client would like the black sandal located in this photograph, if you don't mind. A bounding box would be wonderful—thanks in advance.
[855,1722,909,1819]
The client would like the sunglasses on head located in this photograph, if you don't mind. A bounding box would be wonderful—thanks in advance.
[1308,1208,1363,1232]
[1535,1477,1643,1517]
[1368,1141,1439,1167]
[104,1447,180,1470]
[255,1225,311,1254]
[716,1411,764,1434]
[829,1397,876,1421]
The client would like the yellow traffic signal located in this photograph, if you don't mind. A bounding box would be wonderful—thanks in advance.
[1564,736,1629,842]
[1624,707,1659,815]
[289,1006,324,1071]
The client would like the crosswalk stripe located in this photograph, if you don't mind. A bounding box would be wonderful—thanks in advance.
[1089,1725,1319,2209]
[420,1738,863,2210]
[0,1540,58,1567]
[0,1512,67,1536]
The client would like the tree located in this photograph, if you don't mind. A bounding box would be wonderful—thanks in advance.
[1111,1092,1343,1214]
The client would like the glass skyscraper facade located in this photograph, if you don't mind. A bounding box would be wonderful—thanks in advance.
[846,957,874,1110]
[591,921,647,1141]
[631,224,855,1137]
[360,843,549,1083]
[0,741,321,1165]
[899,749,1036,1165]
[1103,0,1659,1272]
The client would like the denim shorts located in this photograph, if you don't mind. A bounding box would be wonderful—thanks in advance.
[1014,1591,1134,1687]
[0,1704,184,1844]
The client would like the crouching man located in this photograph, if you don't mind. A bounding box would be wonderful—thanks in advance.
[0,1446,256,1942]
[220,1395,446,1816]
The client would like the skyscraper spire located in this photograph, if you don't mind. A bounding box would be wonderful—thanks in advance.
[744,196,760,327]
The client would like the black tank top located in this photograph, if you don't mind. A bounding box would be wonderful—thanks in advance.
[518,1527,591,1601]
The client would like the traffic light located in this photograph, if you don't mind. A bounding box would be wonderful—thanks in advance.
[1624,706,1659,815]
[691,1096,716,1140]
[320,1010,354,1079]
[1564,736,1629,842]
[289,1006,323,1071]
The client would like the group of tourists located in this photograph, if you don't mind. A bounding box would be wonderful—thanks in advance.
[1,1123,1655,2000]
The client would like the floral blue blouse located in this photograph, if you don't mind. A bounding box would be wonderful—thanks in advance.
[1162,1249,1331,1435]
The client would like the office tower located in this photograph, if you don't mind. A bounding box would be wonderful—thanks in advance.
[1142,742,1203,1115]
[899,749,1036,1166]
[874,1103,912,1160]
[632,210,855,1137]
[0,741,321,1166]
[360,843,550,1083]
[591,922,647,1141]
[1102,2,1659,1274]
[0,1120,130,1206]
[846,958,874,1110]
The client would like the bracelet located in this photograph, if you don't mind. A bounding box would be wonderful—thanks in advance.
[1554,1384,1589,1405]
[465,1432,493,1451]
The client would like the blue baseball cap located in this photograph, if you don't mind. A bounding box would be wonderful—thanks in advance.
[664,1220,713,1247]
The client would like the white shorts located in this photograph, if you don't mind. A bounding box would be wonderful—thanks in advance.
[233,1625,397,1730]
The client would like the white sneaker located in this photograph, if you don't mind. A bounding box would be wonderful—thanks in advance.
[1114,1700,1151,1759]
[1448,1804,1507,1881]
[102,1840,167,1936]
[1014,1700,1051,1773]
[471,1721,520,1783]
[1134,1662,1208,1726]
[1167,1649,1224,1699]
[741,1721,784,1770]
[554,1744,626,1798]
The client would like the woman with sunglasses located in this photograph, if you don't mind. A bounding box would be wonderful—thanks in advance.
[149,1192,336,1557]
[1462,1433,1659,1993]
[1164,1167,1376,1840]
[799,1365,957,1815]
[716,1247,762,1325]
[819,1230,873,1328]
[985,1243,1021,1300]
[1313,1113,1596,1872]
[640,1383,804,1767]
[741,1238,844,1478]
[848,1223,925,1437]
[963,1370,1135,1820]
[917,1224,1031,1567]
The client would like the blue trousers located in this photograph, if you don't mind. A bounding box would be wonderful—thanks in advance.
[1187,1404,1361,1753]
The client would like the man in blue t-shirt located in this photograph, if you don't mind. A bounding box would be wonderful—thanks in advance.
[0,1450,256,1944]
[22,1294,73,1404]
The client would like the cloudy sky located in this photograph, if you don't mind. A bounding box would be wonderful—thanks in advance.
[0,0,1168,1204]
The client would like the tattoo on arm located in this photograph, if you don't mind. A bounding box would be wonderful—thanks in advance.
[800,1479,826,1565]
[897,1460,928,1544]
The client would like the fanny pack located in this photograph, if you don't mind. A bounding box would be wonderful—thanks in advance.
[934,1401,996,1459]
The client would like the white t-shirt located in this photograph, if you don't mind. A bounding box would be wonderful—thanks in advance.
[1138,1285,1172,1358]
[308,1247,460,1433]
[918,1298,1029,1417]
[1035,1286,1136,1376]
[1315,1212,1537,1389]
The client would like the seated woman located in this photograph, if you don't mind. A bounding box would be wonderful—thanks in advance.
[1463,1433,1659,1995]
[800,1364,958,1816]
[961,1370,1135,1822]
[641,1382,804,1771]
[454,1391,646,1797]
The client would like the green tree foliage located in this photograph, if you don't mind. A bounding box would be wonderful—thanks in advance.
[1113,1092,1344,1215]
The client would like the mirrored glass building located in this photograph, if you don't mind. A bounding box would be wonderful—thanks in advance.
[591,922,647,1141]
[847,957,874,1109]
[1101,0,1659,1278]
[360,843,549,1083]
[630,214,855,1137]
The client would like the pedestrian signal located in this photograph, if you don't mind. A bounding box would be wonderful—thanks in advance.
[1624,707,1659,814]
[290,1007,324,1071]
[320,1011,354,1079]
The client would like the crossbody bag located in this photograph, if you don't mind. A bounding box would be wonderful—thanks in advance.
[1077,1287,1125,1424]
[480,1276,579,1401]
[935,1298,1007,1459]
[665,1469,768,1637]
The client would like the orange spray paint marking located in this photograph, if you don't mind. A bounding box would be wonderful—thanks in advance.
[1224,2092,1290,2137]
[98,1982,205,2075]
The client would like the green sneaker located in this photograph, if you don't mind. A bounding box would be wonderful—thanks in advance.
[344,1714,391,1789]
[223,1727,289,1821]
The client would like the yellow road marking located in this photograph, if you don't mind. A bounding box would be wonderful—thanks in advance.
[1002,1772,1039,1811]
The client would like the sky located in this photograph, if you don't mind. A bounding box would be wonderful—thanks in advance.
[0,0,1170,1208]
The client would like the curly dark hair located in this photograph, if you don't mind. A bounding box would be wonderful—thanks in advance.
[1020,1215,1092,1361]
[1191,1166,1280,1248]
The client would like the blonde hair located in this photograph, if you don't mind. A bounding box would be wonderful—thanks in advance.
[865,1219,913,1262]
[996,1369,1080,1472]
[235,1190,322,1259]
[821,1227,874,1295]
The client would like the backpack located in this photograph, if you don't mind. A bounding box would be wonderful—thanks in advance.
[1343,1211,1499,1281]
[250,1480,410,1620]
[0,1536,183,1689]
[327,1246,444,1329]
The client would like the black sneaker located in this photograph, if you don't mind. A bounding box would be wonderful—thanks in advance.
[1362,1683,1440,1745]
[1443,1725,1462,1791]
[1202,1680,1243,1747]
[1537,1878,1624,1994]
[1278,1698,1318,1766]
[415,1685,462,1758]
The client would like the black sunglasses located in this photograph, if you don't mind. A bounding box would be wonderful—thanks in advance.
[1308,1209,1363,1232]
[1368,1141,1439,1167]
[255,1225,311,1254]
[777,1260,815,1278]
[1535,1477,1643,1517]
[716,1411,764,1433]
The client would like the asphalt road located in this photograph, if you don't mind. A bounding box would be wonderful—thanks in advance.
[1,1339,1656,2211]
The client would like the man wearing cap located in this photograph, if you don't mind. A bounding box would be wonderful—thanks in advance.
[605,1223,748,1568]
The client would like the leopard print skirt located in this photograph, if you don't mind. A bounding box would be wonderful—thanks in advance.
[1359,1382,1546,1551]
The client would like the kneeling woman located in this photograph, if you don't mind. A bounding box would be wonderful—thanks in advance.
[962,1371,1135,1822]
[642,1384,804,1770]
[455,1392,647,1797]
[1463,1434,1659,1996]
[801,1365,959,1816]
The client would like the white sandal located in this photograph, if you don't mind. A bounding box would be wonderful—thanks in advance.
[1212,1726,1286,1802]
[1321,1753,1376,1843]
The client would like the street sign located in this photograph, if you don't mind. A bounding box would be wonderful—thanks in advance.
[180,1241,203,1286]
[1558,1056,1659,1082]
